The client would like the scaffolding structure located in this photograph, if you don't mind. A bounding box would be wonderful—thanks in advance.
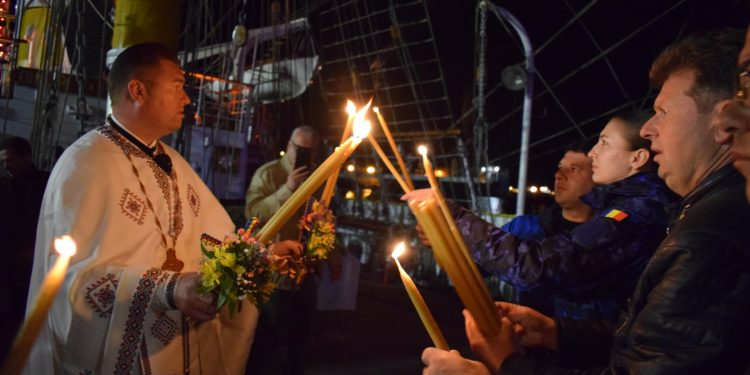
[317,0,477,224]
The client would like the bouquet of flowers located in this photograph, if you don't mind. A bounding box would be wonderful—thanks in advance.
[299,199,336,261]
[199,218,276,316]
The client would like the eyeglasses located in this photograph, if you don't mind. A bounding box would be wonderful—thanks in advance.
[737,68,750,100]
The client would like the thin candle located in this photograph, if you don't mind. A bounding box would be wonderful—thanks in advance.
[392,242,448,350]
[418,145,491,298]
[373,106,414,190]
[418,145,501,337]
[367,130,412,193]
[321,100,372,206]
[259,116,371,242]
[339,99,357,143]
[420,200,497,333]
[2,236,77,375]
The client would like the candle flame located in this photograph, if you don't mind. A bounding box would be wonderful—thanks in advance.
[373,106,380,113]
[346,100,356,115]
[353,119,371,140]
[351,99,373,139]
[392,241,406,259]
[418,145,428,156]
[54,235,77,257]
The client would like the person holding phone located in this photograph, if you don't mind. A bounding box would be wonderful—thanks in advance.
[244,125,321,375]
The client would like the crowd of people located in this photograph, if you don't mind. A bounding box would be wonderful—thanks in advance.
[419,26,750,374]
[1,19,749,375]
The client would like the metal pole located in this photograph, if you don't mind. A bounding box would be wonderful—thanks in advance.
[489,5,534,216]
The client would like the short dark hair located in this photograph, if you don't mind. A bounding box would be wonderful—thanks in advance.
[107,43,180,106]
[612,109,657,171]
[650,28,744,113]
[0,136,32,156]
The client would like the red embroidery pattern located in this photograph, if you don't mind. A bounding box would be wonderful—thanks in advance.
[114,268,163,375]
[100,124,184,241]
[85,273,119,318]
[99,126,173,204]
[187,184,200,217]
[150,314,178,346]
[120,189,147,225]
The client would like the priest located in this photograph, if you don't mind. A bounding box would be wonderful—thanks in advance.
[22,42,295,374]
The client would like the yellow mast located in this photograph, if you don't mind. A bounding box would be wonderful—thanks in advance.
[111,0,184,51]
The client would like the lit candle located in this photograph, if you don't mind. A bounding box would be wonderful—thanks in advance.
[340,99,357,142]
[374,106,414,190]
[258,115,371,243]
[392,242,448,350]
[367,131,412,193]
[2,236,77,375]
[417,145,501,337]
[418,145,450,211]
[419,200,497,334]
[321,100,371,206]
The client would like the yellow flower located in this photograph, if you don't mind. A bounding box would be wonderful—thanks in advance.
[233,264,246,274]
[214,247,236,268]
[201,259,220,288]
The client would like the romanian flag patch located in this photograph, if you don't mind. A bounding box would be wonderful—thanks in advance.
[605,209,629,222]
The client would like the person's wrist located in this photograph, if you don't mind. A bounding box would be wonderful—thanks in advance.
[166,272,182,310]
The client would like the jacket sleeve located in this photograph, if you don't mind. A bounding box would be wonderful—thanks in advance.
[606,231,750,374]
[451,202,640,295]
[244,166,292,222]
[501,215,546,241]
[501,230,750,374]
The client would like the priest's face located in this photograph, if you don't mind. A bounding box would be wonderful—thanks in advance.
[140,59,191,138]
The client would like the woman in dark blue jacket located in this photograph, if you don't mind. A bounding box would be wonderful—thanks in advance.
[406,111,676,320]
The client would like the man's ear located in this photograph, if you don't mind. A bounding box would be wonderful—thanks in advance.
[126,79,146,103]
[631,148,650,171]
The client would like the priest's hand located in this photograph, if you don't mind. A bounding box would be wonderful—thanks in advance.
[421,348,490,375]
[174,272,218,321]
[286,166,310,192]
[401,188,434,203]
[495,302,558,350]
[270,240,303,258]
[464,309,518,373]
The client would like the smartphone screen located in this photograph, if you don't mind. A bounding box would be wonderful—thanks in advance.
[294,147,311,170]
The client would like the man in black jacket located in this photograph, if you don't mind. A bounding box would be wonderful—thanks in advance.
[422,28,750,375]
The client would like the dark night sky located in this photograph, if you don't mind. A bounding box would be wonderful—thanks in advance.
[425,0,749,190]
[72,0,749,199]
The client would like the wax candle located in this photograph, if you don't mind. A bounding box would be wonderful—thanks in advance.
[367,132,412,193]
[419,200,497,335]
[417,145,501,337]
[258,118,371,243]
[373,106,414,190]
[392,242,448,350]
[341,99,357,142]
[321,100,372,206]
[2,236,77,375]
